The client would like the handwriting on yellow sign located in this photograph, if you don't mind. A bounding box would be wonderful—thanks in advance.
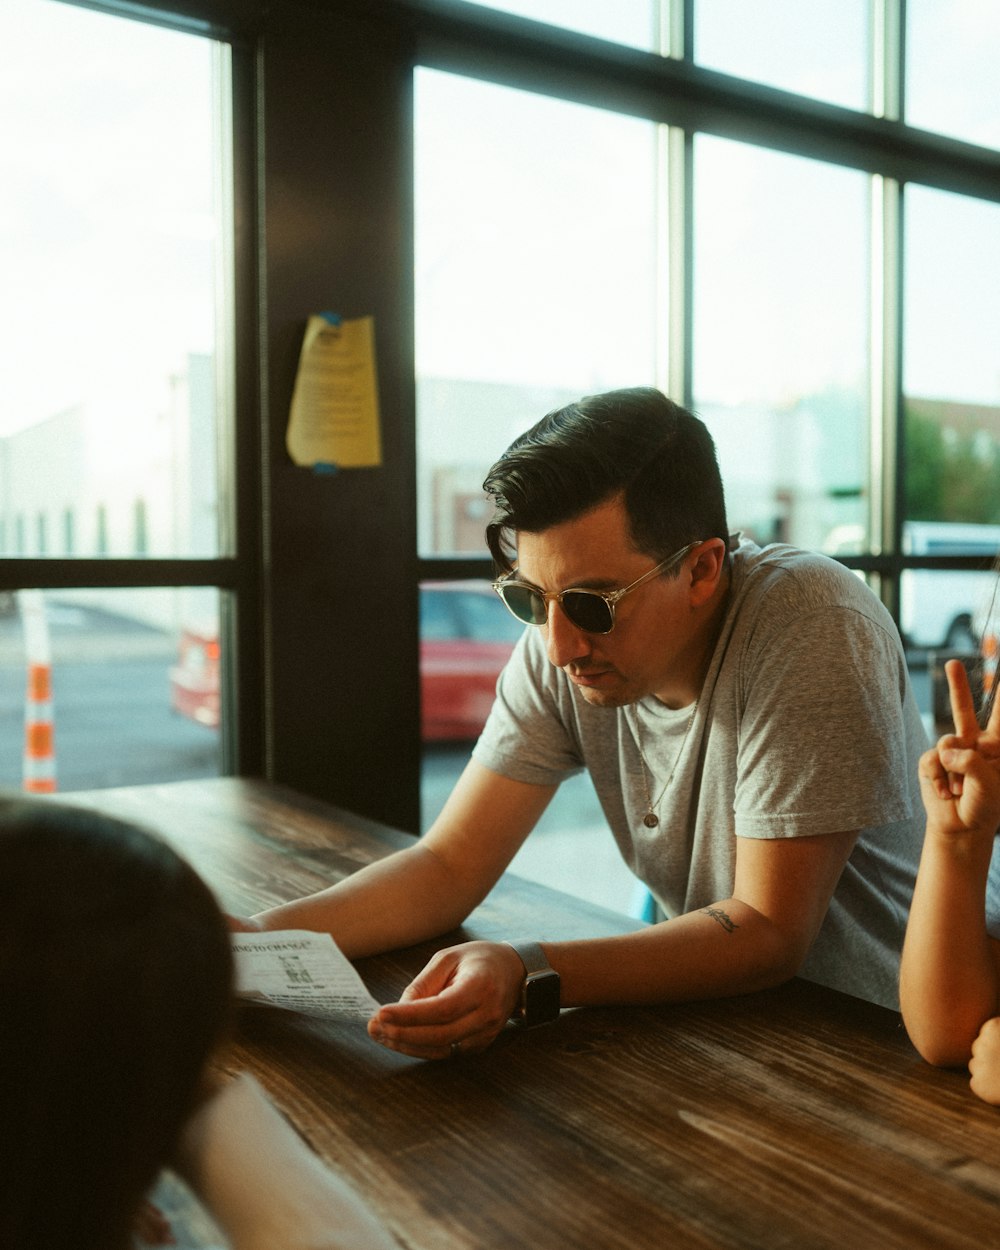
[286,314,382,468]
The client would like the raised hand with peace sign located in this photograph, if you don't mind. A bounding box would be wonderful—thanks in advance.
[901,657,1000,1099]
[918,658,1000,843]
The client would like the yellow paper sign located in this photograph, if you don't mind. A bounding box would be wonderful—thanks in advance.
[286,314,382,468]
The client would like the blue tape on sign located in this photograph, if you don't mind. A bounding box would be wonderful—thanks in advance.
[312,461,339,476]
[319,311,341,326]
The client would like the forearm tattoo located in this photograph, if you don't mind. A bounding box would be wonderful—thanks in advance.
[703,907,738,934]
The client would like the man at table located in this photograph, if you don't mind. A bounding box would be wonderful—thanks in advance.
[240,386,927,1059]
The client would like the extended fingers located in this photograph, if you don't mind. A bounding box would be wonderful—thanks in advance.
[946,659,980,741]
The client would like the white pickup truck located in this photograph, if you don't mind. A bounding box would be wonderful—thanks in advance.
[824,520,1000,652]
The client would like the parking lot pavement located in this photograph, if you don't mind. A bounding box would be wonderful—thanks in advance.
[0,604,174,664]
[0,606,218,793]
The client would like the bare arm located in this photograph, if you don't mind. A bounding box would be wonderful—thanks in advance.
[899,819,999,1065]
[176,1074,404,1249]
[371,826,858,1059]
[900,659,1000,1066]
[242,760,556,959]
[544,827,857,1006]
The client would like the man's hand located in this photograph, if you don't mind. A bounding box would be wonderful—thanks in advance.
[970,1017,1000,1105]
[367,940,526,1060]
[918,659,1000,843]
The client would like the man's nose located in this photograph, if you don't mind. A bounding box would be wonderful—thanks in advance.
[545,599,591,668]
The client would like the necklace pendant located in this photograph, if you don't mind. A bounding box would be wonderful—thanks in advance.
[642,812,659,828]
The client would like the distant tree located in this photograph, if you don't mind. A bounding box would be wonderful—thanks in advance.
[904,409,945,520]
[905,407,1000,525]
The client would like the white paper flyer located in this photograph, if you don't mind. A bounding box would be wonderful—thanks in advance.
[232,930,380,1021]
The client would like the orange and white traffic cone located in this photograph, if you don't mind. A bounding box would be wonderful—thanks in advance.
[23,660,56,794]
[19,590,56,794]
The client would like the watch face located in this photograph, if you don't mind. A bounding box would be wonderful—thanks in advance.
[523,970,560,1026]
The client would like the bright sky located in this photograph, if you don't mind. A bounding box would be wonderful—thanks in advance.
[1,0,998,445]
[414,63,1000,409]
[0,0,218,438]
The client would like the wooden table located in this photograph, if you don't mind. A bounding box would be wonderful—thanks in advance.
[69,777,1000,1250]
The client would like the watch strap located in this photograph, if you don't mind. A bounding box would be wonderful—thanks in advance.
[505,941,560,1027]
[505,940,552,977]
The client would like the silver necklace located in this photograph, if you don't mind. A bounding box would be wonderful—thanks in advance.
[630,702,698,829]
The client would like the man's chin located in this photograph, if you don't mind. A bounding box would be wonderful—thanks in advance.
[574,683,634,709]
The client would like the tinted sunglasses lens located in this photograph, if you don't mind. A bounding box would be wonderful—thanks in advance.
[501,584,547,625]
[562,591,614,634]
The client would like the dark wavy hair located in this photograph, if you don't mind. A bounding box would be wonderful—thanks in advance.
[483,387,729,571]
[0,795,234,1250]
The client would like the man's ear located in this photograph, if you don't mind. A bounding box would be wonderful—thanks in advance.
[688,539,728,607]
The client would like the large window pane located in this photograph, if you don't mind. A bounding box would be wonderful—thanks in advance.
[415,68,661,558]
[0,588,221,792]
[692,136,870,552]
[414,65,662,561]
[901,186,1000,661]
[695,0,870,111]
[0,0,231,559]
[907,0,1000,150]
[903,187,1000,417]
[902,186,1000,538]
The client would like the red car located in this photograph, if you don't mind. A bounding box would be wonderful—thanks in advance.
[170,581,525,741]
[420,581,524,741]
[169,628,221,728]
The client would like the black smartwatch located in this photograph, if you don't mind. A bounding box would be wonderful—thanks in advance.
[505,940,561,1027]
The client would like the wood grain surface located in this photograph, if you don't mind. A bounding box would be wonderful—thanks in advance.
[68,778,1000,1250]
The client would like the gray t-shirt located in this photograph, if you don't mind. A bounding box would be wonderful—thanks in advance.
[473,539,929,1010]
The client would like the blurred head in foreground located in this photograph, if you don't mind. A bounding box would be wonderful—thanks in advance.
[0,793,233,1250]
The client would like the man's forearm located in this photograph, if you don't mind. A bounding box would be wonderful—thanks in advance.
[251,842,480,959]
[542,898,803,1009]
[245,763,552,961]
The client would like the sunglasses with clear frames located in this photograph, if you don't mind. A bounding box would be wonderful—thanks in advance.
[492,540,703,635]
